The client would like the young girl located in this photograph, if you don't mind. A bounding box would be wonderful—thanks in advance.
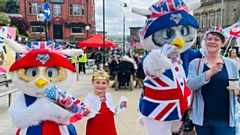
[84,70,127,135]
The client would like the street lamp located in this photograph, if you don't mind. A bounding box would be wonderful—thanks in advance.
[196,31,202,50]
[220,0,224,27]
[119,3,127,56]
[85,25,90,38]
[37,10,45,41]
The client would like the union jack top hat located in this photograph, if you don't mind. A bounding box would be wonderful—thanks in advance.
[9,41,76,72]
[203,26,228,44]
[132,0,201,39]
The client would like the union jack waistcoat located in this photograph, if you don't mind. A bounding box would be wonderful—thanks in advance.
[139,62,191,121]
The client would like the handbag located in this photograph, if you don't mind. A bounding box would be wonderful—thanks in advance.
[179,59,201,135]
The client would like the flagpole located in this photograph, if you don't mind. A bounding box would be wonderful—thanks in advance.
[223,38,232,56]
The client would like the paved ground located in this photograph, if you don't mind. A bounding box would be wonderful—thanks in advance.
[0,68,146,135]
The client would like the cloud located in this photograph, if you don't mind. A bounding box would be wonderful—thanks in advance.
[95,0,200,35]
[95,0,156,35]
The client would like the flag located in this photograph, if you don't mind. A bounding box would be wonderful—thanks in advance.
[223,20,240,41]
[130,38,137,49]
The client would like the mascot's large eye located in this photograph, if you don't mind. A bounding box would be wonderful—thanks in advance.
[180,26,190,37]
[43,67,66,83]
[45,67,59,78]
[162,29,175,40]
[25,67,38,77]
[152,28,176,47]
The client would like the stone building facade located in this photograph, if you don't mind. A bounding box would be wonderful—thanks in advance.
[193,0,240,49]
[194,0,240,32]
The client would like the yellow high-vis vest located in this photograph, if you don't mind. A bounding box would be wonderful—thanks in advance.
[78,53,87,63]
[71,56,77,63]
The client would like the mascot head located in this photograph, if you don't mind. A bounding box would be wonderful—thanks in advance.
[132,0,201,55]
[6,39,83,97]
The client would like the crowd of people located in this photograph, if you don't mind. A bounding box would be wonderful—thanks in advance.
[63,29,240,135]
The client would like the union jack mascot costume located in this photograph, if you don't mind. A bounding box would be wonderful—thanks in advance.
[6,39,83,135]
[132,0,205,134]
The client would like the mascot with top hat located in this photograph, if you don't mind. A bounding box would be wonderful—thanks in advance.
[132,0,204,134]
[6,39,83,135]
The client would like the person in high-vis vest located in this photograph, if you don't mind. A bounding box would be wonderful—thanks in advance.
[71,56,77,68]
[78,52,87,74]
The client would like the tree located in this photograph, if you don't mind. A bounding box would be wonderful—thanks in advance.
[0,12,11,26]
[0,0,7,12]
[9,16,30,35]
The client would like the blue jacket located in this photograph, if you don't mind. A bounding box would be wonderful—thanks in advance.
[187,57,239,127]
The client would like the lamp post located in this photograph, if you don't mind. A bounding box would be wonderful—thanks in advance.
[196,31,201,50]
[103,0,106,66]
[119,3,127,56]
[85,25,90,38]
[37,11,45,41]
[220,0,224,27]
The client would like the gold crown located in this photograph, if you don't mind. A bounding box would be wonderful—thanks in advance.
[92,70,109,81]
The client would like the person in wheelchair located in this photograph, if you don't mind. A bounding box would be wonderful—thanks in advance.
[117,56,135,88]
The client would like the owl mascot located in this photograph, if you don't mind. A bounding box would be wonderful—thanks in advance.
[132,0,204,135]
[6,39,83,135]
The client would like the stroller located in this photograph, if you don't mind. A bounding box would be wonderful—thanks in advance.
[114,71,134,91]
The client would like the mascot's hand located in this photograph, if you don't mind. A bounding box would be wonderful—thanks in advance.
[8,95,72,128]
[24,97,72,125]
[144,49,172,77]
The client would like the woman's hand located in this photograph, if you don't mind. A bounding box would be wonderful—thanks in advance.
[210,61,224,74]
[205,61,224,80]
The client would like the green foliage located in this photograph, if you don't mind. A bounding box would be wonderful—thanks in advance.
[24,31,30,37]
[9,16,30,35]
[0,0,6,12]
[133,48,145,53]
[0,12,11,26]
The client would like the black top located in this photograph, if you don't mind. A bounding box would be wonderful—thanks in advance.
[136,62,145,79]
[110,60,119,75]
[118,61,135,75]
[94,52,102,63]
[201,64,229,121]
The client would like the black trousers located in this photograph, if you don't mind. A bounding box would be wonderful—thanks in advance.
[79,62,86,73]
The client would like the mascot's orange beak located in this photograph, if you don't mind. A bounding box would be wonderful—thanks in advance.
[171,38,184,49]
[35,78,48,88]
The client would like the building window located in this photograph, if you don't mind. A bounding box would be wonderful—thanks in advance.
[69,4,72,16]
[54,4,61,17]
[202,16,206,28]
[71,27,83,34]
[31,26,44,33]
[81,5,85,16]
[210,15,214,27]
[32,3,40,14]
[73,4,80,16]
[28,2,32,14]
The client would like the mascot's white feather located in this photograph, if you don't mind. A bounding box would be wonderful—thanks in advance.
[132,0,203,135]
[6,39,83,135]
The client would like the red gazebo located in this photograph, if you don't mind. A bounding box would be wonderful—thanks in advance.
[78,33,116,49]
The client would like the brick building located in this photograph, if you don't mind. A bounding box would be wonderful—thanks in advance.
[19,0,96,43]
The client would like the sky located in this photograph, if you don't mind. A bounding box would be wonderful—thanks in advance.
[94,0,156,36]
